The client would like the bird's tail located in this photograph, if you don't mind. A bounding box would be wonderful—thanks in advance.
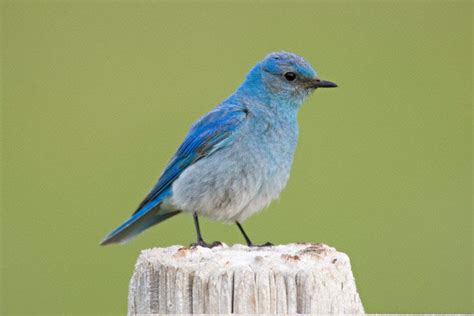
[100,194,180,246]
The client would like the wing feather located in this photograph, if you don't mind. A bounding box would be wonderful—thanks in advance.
[133,106,248,214]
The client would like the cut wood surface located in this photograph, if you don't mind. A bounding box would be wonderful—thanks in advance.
[128,243,364,314]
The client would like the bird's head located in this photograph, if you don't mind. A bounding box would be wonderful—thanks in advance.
[241,51,337,108]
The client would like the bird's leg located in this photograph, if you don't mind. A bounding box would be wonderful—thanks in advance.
[190,212,222,248]
[191,212,208,247]
[236,221,273,247]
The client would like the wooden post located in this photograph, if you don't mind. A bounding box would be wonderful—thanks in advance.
[128,243,364,314]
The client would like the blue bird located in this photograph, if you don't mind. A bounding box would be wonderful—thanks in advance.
[100,52,337,247]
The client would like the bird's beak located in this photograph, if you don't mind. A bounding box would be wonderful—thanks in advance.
[309,78,338,89]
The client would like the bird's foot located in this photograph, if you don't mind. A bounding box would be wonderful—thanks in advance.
[249,241,273,248]
[190,240,223,248]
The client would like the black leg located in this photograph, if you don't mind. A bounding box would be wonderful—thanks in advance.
[236,221,273,247]
[236,221,253,246]
[193,212,204,243]
[190,212,222,248]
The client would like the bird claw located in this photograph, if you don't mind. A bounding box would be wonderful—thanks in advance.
[209,241,223,248]
[190,240,223,248]
[249,241,273,247]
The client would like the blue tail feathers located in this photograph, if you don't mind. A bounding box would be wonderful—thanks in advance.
[100,191,180,245]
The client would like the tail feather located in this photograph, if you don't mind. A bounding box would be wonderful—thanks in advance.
[100,193,180,245]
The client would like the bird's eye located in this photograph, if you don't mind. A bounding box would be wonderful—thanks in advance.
[284,72,297,81]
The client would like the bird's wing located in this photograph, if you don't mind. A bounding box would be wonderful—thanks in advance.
[133,105,249,214]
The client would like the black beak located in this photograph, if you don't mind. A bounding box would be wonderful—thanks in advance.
[310,78,338,89]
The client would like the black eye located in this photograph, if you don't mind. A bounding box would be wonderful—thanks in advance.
[284,72,297,81]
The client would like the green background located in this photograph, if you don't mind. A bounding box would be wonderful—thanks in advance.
[1,1,472,314]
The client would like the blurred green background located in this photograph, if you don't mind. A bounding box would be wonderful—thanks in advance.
[1,1,472,314]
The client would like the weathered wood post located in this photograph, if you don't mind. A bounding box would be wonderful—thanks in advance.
[128,243,364,314]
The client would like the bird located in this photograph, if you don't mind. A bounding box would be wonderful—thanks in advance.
[100,51,337,247]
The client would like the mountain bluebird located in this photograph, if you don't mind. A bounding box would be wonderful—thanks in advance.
[101,51,337,247]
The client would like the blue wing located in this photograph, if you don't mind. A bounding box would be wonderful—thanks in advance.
[100,105,248,245]
[134,105,248,214]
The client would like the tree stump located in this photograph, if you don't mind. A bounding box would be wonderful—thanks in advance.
[128,243,364,314]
